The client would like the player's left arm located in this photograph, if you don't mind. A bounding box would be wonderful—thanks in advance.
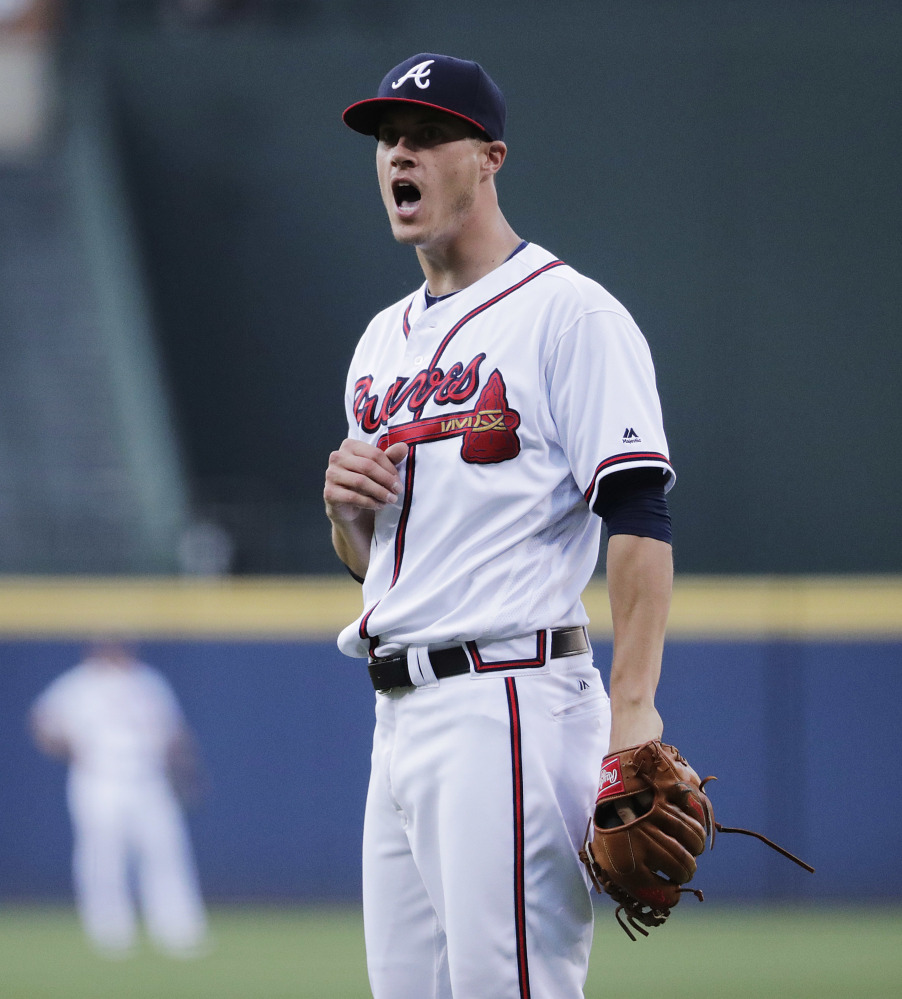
[546,306,674,750]
[605,533,672,751]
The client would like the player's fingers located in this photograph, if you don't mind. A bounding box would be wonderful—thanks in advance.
[325,467,398,507]
[615,802,637,825]
[333,439,404,485]
[324,483,391,514]
[613,791,653,826]
[325,447,402,505]
[384,441,410,466]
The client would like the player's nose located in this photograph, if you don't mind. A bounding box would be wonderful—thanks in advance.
[390,138,417,165]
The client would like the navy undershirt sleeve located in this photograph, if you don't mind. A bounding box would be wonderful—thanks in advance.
[591,467,673,544]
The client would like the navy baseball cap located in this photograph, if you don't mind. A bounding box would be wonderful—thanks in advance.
[342,53,506,141]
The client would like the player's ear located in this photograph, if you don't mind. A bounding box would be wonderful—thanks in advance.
[482,140,507,177]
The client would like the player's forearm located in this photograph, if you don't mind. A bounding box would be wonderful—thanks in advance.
[330,511,375,580]
[605,533,673,751]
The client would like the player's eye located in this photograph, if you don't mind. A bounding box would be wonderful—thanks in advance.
[419,124,455,147]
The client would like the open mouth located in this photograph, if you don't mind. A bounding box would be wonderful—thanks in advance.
[392,180,422,210]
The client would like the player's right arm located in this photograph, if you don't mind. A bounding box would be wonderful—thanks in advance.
[324,439,408,579]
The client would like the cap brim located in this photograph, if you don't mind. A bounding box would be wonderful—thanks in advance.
[342,97,492,139]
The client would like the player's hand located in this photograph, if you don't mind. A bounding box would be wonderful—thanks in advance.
[324,439,409,524]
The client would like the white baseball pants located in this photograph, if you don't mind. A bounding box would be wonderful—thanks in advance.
[67,773,208,955]
[362,651,609,999]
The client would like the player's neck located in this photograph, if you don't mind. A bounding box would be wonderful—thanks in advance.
[415,211,521,298]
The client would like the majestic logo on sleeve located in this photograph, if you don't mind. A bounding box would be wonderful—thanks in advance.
[353,356,521,464]
[392,60,435,90]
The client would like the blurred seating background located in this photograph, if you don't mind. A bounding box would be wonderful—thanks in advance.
[1,0,900,576]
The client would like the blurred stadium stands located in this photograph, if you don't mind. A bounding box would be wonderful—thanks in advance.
[1,0,900,574]
[1,0,190,572]
[0,157,144,572]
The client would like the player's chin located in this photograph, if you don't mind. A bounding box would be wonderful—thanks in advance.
[389,220,427,246]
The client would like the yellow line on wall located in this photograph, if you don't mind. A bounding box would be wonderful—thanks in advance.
[0,575,900,639]
[0,576,360,639]
[608,575,902,639]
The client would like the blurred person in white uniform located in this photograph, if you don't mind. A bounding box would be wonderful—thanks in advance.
[30,640,209,958]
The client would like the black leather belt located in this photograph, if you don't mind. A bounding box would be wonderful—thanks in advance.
[368,626,589,693]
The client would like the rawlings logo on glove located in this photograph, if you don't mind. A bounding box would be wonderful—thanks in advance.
[598,758,625,795]
[579,740,814,941]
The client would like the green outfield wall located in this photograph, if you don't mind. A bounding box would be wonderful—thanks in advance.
[59,1,901,574]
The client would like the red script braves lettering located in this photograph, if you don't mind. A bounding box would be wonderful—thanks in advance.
[353,354,485,432]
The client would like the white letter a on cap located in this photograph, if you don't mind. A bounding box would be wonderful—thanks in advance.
[392,60,435,90]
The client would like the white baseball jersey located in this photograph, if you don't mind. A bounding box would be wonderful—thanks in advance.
[338,241,673,660]
[33,660,185,782]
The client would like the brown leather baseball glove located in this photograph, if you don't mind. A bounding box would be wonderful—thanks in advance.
[579,740,814,940]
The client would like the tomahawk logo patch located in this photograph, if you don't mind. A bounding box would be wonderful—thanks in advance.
[378,369,521,464]
[459,370,521,462]
[597,756,625,801]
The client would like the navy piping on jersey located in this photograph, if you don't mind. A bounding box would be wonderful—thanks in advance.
[423,288,457,309]
[423,241,528,310]
[360,257,565,646]
[390,444,417,588]
[584,452,673,503]
[419,259,564,412]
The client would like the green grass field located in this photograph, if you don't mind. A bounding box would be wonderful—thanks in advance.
[0,903,899,998]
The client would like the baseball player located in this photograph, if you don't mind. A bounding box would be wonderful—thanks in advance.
[324,53,675,998]
[30,640,208,957]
